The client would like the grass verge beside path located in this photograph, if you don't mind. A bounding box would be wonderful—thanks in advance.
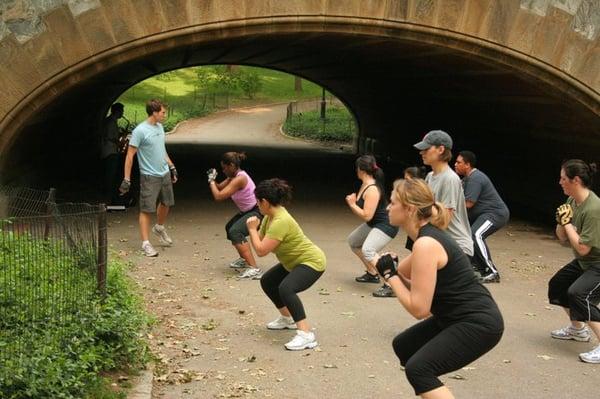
[0,254,152,399]
[283,107,356,144]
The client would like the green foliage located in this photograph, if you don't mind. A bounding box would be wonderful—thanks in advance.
[117,65,324,131]
[0,231,151,399]
[283,107,356,143]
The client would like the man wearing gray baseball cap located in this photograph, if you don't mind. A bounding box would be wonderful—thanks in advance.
[414,130,474,258]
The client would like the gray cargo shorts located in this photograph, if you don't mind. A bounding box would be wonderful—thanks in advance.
[139,173,175,213]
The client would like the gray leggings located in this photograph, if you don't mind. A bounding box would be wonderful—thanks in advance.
[347,223,394,262]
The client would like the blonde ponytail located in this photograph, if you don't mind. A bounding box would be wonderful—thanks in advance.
[430,202,450,230]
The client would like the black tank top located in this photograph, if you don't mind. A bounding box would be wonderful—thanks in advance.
[356,184,398,238]
[418,224,503,331]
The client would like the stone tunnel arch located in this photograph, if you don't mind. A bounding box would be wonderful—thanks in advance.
[0,0,598,218]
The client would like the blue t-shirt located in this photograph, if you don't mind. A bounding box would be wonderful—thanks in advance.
[462,169,509,224]
[129,121,169,177]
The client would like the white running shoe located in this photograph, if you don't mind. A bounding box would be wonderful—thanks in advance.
[237,268,262,280]
[142,242,158,257]
[229,258,248,269]
[266,315,297,330]
[579,345,600,364]
[152,224,173,246]
[550,325,591,342]
[284,330,318,351]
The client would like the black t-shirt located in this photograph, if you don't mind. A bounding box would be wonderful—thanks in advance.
[356,184,399,238]
[417,224,503,331]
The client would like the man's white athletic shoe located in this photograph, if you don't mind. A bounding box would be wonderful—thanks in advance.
[237,267,262,280]
[266,315,297,330]
[579,345,600,364]
[229,258,248,269]
[152,224,173,246]
[550,325,591,342]
[284,330,318,351]
[142,242,158,257]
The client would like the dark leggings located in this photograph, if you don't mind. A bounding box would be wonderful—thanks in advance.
[392,316,503,395]
[548,259,600,322]
[260,263,323,322]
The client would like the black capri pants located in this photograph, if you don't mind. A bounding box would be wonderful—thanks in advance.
[260,263,323,322]
[225,206,261,245]
[548,259,600,322]
[393,315,503,395]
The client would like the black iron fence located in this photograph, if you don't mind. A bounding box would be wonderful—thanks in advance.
[0,186,107,375]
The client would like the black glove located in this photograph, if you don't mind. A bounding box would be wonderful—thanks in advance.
[206,168,217,183]
[119,179,131,195]
[556,203,573,226]
[376,254,398,280]
[169,165,178,181]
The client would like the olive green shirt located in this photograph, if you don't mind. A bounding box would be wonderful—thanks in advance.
[259,207,326,272]
[567,191,600,270]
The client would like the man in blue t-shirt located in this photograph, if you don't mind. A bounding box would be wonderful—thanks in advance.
[119,99,178,257]
[455,150,509,283]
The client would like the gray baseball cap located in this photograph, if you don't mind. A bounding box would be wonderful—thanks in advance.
[413,130,453,150]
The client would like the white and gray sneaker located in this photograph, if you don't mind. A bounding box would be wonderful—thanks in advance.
[284,330,318,351]
[266,315,297,330]
[579,345,600,364]
[229,257,248,269]
[152,224,173,246]
[237,267,262,280]
[142,242,158,257]
[550,325,591,342]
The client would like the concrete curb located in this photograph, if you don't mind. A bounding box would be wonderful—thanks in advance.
[127,364,154,399]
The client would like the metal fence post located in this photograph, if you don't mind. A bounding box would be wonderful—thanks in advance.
[97,203,107,298]
[44,187,57,239]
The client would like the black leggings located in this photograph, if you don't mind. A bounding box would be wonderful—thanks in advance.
[260,263,323,322]
[392,316,503,395]
[548,259,600,322]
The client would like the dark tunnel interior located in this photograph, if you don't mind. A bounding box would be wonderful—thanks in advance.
[3,30,599,223]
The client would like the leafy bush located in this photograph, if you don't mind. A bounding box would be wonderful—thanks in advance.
[283,107,356,143]
[0,234,151,399]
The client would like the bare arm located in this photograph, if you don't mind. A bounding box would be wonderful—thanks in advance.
[246,216,280,256]
[560,223,592,256]
[123,145,137,181]
[346,186,378,222]
[465,200,475,209]
[209,175,246,201]
[387,237,445,319]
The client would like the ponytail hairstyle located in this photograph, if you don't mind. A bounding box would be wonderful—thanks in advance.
[254,178,292,206]
[221,152,247,169]
[356,154,385,194]
[392,178,450,229]
[403,166,427,180]
[561,159,597,189]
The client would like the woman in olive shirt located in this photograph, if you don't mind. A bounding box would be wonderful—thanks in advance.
[246,178,326,351]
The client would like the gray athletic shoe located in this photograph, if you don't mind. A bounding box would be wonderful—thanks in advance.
[152,224,173,246]
[237,268,262,280]
[142,242,158,257]
[229,258,248,269]
[551,325,591,342]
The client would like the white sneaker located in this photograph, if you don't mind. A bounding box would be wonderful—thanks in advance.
[550,325,591,342]
[152,224,172,246]
[284,330,318,351]
[142,242,158,257]
[229,258,248,269]
[266,315,297,330]
[237,268,262,280]
[579,345,600,364]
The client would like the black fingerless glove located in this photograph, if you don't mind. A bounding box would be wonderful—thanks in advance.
[119,179,131,194]
[169,165,178,180]
[376,254,398,280]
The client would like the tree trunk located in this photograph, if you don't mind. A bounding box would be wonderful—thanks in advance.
[294,76,302,92]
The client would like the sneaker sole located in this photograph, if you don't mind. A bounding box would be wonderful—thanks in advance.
[285,341,318,351]
[551,334,591,342]
[267,324,297,330]
[579,355,600,363]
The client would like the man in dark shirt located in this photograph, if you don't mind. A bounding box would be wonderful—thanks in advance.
[455,151,510,283]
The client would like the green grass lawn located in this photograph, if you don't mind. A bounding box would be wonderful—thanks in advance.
[117,66,326,131]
